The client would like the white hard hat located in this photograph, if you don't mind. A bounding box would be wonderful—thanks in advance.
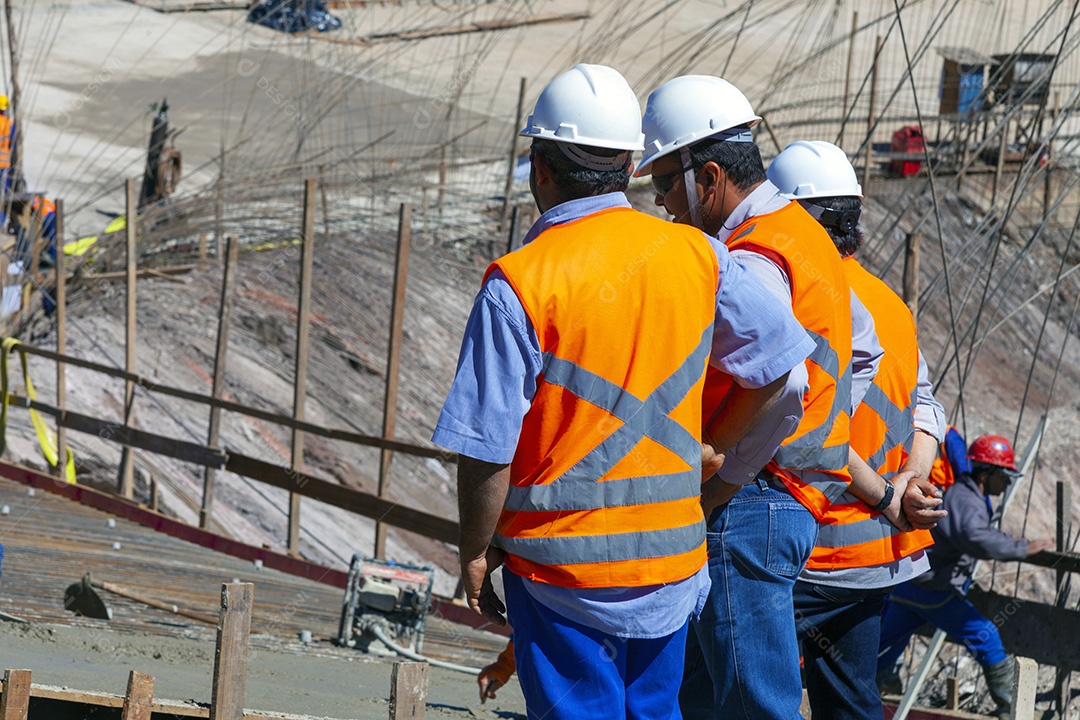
[636,75,761,177]
[519,64,644,153]
[767,140,863,199]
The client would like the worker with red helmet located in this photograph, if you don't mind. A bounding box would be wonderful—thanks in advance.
[877,434,1054,718]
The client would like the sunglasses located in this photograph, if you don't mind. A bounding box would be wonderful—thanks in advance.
[651,163,695,196]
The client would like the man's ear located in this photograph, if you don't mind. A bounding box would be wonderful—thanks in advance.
[531,151,552,188]
[699,160,723,194]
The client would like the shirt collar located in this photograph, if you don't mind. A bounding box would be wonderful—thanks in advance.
[713,179,790,245]
[521,192,631,246]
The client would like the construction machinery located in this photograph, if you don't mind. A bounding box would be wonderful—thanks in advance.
[336,555,435,654]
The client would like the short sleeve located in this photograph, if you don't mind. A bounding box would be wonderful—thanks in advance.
[432,272,543,463]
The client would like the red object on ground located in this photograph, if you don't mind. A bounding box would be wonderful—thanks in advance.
[889,125,924,177]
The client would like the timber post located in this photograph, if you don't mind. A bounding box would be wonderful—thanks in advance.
[375,203,412,559]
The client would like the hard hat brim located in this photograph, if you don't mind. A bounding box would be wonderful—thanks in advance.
[634,117,762,177]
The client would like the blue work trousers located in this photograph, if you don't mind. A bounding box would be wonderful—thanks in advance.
[504,569,689,720]
[793,580,892,720]
[679,477,818,720]
[877,582,1009,672]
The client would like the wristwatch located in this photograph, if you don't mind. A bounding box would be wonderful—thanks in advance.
[873,480,895,513]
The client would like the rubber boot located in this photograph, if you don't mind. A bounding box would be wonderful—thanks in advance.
[983,655,1015,719]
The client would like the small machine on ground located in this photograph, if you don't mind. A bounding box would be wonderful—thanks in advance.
[336,555,435,653]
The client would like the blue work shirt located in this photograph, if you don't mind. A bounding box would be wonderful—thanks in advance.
[433,192,814,639]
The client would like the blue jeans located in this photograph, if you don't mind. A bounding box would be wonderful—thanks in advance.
[793,580,892,720]
[679,477,818,720]
[878,582,1008,672]
[504,569,688,720]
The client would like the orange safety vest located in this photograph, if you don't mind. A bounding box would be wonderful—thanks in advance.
[31,196,55,217]
[928,456,954,490]
[490,207,718,589]
[806,258,933,569]
[0,115,11,169]
[705,201,853,520]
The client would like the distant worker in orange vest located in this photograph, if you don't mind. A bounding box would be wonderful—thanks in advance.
[31,195,57,257]
[767,140,948,719]
[0,95,14,195]
[432,64,813,720]
[928,424,970,491]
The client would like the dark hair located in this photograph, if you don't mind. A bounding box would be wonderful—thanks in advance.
[530,140,631,199]
[686,128,766,191]
[807,196,864,256]
[970,460,1016,484]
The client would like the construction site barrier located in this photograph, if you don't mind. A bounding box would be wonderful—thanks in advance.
[0,340,459,546]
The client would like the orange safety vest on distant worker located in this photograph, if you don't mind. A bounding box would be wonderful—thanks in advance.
[703,201,853,520]
[490,207,718,589]
[31,196,55,217]
[0,115,12,169]
[806,257,934,569]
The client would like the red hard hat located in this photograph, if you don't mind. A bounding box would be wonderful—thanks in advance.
[967,434,1018,471]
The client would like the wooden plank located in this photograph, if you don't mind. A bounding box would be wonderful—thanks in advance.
[968,589,1080,671]
[209,583,253,720]
[389,662,429,720]
[1018,548,1080,575]
[0,669,31,720]
[945,676,958,710]
[1056,480,1072,600]
[375,203,412,558]
[288,179,317,556]
[500,78,526,230]
[367,11,589,42]
[882,702,994,719]
[78,264,197,283]
[120,670,155,720]
[9,396,227,468]
[506,205,521,255]
[3,0,22,182]
[0,680,363,719]
[11,343,453,460]
[201,237,239,529]
[903,231,920,318]
[863,35,882,189]
[118,178,138,498]
[839,11,858,147]
[98,580,219,625]
[227,453,458,545]
[1012,657,1038,720]
[1054,479,1072,716]
[54,199,67,481]
[992,122,1007,206]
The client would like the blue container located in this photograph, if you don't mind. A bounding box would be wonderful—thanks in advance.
[958,66,985,116]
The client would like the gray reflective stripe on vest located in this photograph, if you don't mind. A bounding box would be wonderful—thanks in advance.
[789,468,852,502]
[773,331,851,475]
[504,326,711,514]
[504,468,700,513]
[861,383,916,472]
[494,518,706,566]
[815,512,898,548]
